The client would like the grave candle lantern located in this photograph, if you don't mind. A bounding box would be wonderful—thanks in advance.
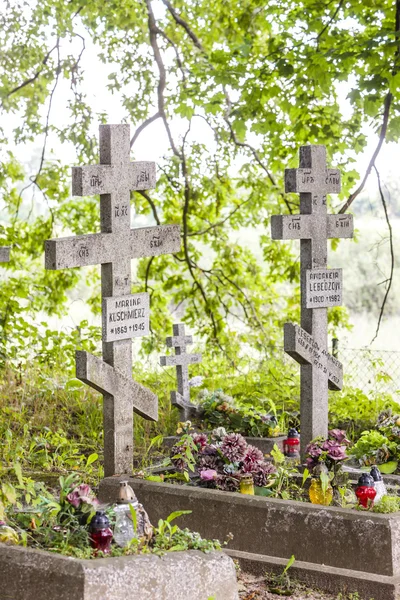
[355,474,376,509]
[309,463,333,506]
[370,466,387,504]
[88,511,113,555]
[240,474,254,495]
[113,481,138,548]
[283,428,300,460]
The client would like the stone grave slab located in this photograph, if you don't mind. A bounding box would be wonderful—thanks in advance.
[0,544,238,600]
[99,477,400,600]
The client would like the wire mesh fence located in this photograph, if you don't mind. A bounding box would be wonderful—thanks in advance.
[336,345,400,396]
[154,338,400,398]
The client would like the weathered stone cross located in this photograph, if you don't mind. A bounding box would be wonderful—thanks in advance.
[45,124,181,476]
[0,247,10,263]
[271,145,354,455]
[160,323,202,421]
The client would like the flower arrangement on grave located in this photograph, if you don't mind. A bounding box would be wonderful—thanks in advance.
[1,470,227,558]
[196,389,282,438]
[305,429,350,506]
[349,409,400,473]
[169,426,276,493]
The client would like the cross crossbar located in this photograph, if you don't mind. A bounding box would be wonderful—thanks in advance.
[76,351,158,421]
[45,225,181,270]
[284,323,342,391]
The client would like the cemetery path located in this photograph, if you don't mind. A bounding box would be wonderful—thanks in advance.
[238,571,344,600]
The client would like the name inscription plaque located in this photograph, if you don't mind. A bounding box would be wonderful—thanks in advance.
[103,292,150,342]
[305,268,342,309]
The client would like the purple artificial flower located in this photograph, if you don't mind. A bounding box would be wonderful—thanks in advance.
[242,460,276,487]
[242,445,264,466]
[66,483,99,508]
[305,456,319,470]
[328,429,350,445]
[322,439,347,461]
[215,474,240,492]
[305,443,323,459]
[66,490,81,508]
[192,433,208,451]
[200,469,218,481]
[220,433,247,463]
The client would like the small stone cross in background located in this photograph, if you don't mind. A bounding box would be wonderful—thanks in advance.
[271,145,354,455]
[45,124,181,476]
[160,323,202,422]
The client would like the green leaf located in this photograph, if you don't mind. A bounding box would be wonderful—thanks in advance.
[379,461,398,474]
[129,504,137,534]
[166,510,192,524]
[86,453,98,467]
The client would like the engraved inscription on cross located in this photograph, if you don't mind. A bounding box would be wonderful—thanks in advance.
[45,124,181,477]
[160,323,202,421]
[271,145,354,455]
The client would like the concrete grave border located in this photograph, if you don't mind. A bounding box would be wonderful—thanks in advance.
[100,477,400,600]
[0,543,238,600]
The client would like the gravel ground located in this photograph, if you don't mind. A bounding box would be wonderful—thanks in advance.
[237,572,357,600]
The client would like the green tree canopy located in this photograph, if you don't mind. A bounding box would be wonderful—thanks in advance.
[0,0,399,363]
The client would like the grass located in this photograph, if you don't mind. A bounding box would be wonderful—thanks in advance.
[0,363,180,485]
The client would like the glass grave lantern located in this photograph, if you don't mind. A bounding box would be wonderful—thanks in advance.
[88,510,113,555]
[239,474,254,495]
[283,428,300,462]
[370,466,387,504]
[113,481,139,547]
[355,473,376,509]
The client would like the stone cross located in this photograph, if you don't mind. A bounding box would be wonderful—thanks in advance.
[160,323,202,421]
[45,124,181,476]
[271,145,354,455]
[0,247,10,263]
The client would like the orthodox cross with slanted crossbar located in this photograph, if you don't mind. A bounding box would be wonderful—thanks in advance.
[45,124,181,476]
[271,145,354,455]
[160,323,202,421]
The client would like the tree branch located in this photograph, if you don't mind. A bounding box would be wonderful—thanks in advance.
[145,0,182,158]
[339,0,400,214]
[316,0,344,47]
[339,92,392,214]
[130,112,161,148]
[161,0,206,53]
[370,167,394,344]
[2,42,59,104]
[187,197,251,236]
[137,190,161,225]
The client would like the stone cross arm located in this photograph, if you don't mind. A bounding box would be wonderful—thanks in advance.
[45,224,181,270]
[72,162,156,196]
[76,350,158,421]
[170,390,199,414]
[271,214,353,240]
[285,167,341,194]
[160,353,202,367]
[0,247,10,262]
[284,322,343,391]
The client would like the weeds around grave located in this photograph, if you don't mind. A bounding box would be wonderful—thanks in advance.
[266,554,295,595]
